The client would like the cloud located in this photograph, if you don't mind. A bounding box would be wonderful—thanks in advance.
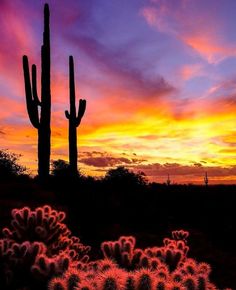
[80,151,146,167]
[65,33,175,100]
[132,162,236,183]
[179,64,203,81]
[80,156,132,167]
[0,128,6,135]
[140,1,236,63]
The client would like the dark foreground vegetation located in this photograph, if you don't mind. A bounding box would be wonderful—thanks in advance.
[0,150,236,289]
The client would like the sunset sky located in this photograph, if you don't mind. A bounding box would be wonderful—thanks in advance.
[1,0,236,184]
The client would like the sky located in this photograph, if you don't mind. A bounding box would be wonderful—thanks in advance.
[1,0,236,184]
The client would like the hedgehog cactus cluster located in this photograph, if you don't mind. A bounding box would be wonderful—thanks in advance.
[49,232,217,290]
[0,206,230,290]
[48,261,217,290]
[101,234,189,272]
[0,205,90,289]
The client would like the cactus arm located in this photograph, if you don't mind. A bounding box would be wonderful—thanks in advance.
[75,99,86,127]
[32,64,41,106]
[23,55,40,128]
[65,110,70,119]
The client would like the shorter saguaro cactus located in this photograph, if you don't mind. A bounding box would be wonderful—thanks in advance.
[166,174,171,186]
[204,172,209,186]
[65,56,86,176]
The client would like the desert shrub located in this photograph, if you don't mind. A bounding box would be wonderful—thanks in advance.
[0,149,26,180]
[51,159,71,178]
[104,166,147,189]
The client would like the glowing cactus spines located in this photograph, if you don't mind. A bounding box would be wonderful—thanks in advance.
[22,3,51,179]
[172,230,189,242]
[65,56,86,176]
[48,277,66,290]
[0,207,229,289]
[135,269,156,290]
[124,275,136,290]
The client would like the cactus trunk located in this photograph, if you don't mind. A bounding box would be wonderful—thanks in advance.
[39,3,51,178]
[65,56,86,176]
[69,121,78,175]
[22,3,51,179]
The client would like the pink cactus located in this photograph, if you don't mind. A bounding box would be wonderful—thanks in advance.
[0,205,230,290]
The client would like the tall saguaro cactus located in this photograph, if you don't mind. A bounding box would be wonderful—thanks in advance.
[65,56,86,176]
[23,3,51,179]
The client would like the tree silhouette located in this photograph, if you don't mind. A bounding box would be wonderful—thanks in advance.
[22,3,51,180]
[51,159,70,178]
[104,166,147,188]
[0,150,26,180]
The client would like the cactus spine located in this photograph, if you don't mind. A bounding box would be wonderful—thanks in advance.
[65,56,86,176]
[23,3,51,179]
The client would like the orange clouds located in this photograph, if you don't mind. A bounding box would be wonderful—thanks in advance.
[182,35,236,64]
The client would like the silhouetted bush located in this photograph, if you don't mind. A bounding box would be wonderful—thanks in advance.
[51,159,71,178]
[0,149,26,180]
[104,166,147,190]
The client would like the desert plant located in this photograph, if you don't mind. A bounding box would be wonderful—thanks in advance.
[0,205,229,290]
[22,3,51,180]
[204,172,208,187]
[65,56,86,176]
[0,149,26,179]
[104,166,147,189]
[2,205,90,259]
[51,159,71,178]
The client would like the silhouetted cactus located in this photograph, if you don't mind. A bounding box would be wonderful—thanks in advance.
[166,174,171,186]
[22,3,51,179]
[204,172,208,187]
[65,56,86,176]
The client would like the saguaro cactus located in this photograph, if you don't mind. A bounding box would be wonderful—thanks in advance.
[204,172,208,187]
[23,3,51,179]
[65,56,86,176]
[166,174,171,186]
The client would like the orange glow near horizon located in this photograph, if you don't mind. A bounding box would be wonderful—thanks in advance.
[2,96,236,184]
